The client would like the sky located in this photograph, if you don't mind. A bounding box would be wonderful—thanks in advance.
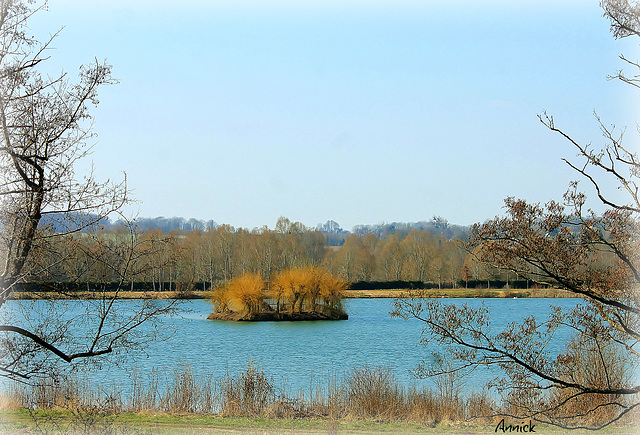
[29,0,638,231]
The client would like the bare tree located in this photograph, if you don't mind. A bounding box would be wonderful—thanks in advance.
[2,217,179,382]
[0,0,178,382]
[393,0,639,429]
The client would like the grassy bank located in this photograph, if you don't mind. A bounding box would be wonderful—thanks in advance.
[0,410,490,434]
[9,287,574,300]
[7,410,635,434]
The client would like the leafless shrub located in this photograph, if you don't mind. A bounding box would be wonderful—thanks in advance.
[20,375,123,435]
[220,363,276,416]
[160,365,200,413]
[346,366,403,420]
[129,367,159,412]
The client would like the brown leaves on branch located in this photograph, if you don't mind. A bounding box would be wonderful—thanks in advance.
[393,0,640,428]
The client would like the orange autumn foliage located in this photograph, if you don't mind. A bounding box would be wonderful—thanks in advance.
[211,267,346,319]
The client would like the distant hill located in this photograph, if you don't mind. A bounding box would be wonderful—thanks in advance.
[122,216,218,232]
[38,213,217,233]
[351,216,468,241]
[38,213,468,242]
[38,213,111,233]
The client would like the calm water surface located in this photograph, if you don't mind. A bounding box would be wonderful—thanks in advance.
[9,297,582,393]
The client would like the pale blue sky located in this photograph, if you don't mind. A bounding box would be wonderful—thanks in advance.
[31,1,637,230]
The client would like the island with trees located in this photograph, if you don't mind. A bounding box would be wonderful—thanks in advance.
[208,266,348,321]
[0,0,638,432]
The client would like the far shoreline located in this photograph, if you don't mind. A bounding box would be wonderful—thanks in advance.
[8,287,575,300]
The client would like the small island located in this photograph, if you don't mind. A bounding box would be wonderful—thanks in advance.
[208,266,348,321]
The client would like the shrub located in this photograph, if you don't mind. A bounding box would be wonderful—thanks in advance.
[221,364,275,416]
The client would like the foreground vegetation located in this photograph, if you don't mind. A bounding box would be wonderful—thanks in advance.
[0,365,636,434]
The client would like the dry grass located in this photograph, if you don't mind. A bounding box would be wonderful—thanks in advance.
[342,288,575,299]
[3,365,637,433]
[2,365,496,426]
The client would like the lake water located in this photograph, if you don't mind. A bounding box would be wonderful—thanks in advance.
[5,297,582,395]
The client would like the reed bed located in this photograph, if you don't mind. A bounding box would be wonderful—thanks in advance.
[5,366,637,433]
[1,364,496,426]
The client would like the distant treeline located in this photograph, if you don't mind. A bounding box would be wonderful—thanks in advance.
[24,215,562,293]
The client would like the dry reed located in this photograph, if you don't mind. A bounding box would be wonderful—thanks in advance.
[1,364,499,425]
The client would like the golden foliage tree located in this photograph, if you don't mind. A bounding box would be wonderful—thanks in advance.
[217,273,265,316]
[212,267,346,319]
[271,268,301,314]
